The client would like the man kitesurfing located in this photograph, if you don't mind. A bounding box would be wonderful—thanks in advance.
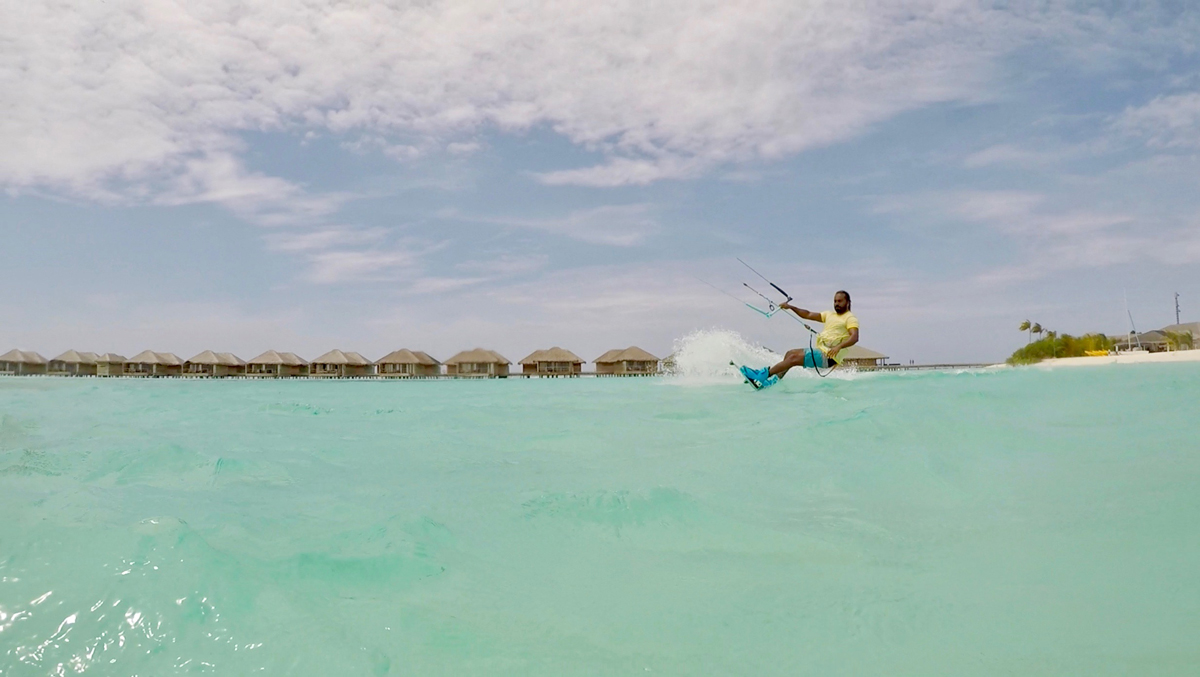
[741,290,858,388]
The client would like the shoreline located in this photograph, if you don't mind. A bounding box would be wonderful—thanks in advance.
[1033,349,1200,368]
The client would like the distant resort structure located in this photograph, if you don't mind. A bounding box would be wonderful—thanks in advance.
[0,342,899,378]
[1109,322,1200,353]
[1,345,674,378]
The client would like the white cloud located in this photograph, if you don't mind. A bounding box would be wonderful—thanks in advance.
[454,254,548,276]
[306,250,422,284]
[264,227,388,253]
[380,254,547,296]
[260,225,430,284]
[962,144,1064,169]
[175,157,351,226]
[537,156,707,187]
[1114,92,1200,149]
[944,191,1134,238]
[4,0,1134,206]
[942,190,1047,225]
[398,276,492,296]
[447,203,659,246]
[891,189,1200,282]
[267,230,549,288]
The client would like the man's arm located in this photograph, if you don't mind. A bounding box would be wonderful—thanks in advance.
[779,302,822,322]
[824,328,859,356]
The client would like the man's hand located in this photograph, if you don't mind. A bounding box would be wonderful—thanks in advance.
[783,302,822,322]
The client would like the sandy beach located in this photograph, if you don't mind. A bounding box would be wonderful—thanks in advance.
[1035,349,1200,368]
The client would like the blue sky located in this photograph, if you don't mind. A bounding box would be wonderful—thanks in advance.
[3,1,1199,364]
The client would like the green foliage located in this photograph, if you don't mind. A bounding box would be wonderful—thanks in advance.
[1007,333,1114,365]
[1164,330,1195,350]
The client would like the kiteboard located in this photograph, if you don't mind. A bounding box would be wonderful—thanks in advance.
[733,362,778,390]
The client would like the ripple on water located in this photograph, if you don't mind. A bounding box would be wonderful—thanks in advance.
[2,365,1199,675]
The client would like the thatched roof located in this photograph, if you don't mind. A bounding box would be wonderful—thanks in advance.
[595,346,660,363]
[186,350,222,365]
[186,350,244,366]
[0,349,47,364]
[312,349,349,364]
[50,350,98,364]
[376,349,441,365]
[1119,331,1167,345]
[312,349,372,365]
[128,350,183,365]
[444,348,510,365]
[593,349,623,364]
[519,347,584,365]
[837,345,888,361]
[247,350,307,365]
[1161,322,1200,336]
[248,350,285,365]
[95,353,127,364]
[618,346,659,362]
[127,350,156,364]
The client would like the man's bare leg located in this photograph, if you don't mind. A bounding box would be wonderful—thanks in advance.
[767,349,809,379]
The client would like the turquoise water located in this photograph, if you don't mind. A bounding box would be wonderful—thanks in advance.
[2,359,1199,674]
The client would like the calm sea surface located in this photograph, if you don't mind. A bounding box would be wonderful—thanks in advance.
[2,359,1198,674]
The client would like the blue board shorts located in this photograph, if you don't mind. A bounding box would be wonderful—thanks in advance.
[802,349,836,369]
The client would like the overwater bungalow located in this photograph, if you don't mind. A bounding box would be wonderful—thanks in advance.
[221,353,247,375]
[311,349,374,377]
[48,350,99,376]
[184,350,247,377]
[0,349,48,375]
[246,350,310,377]
[835,345,889,368]
[95,353,127,377]
[444,348,510,377]
[376,349,441,377]
[594,347,661,376]
[518,347,583,376]
[125,350,184,377]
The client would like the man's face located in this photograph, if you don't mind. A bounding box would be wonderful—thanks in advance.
[833,293,849,314]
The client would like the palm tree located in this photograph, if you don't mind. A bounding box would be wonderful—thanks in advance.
[1019,320,1031,343]
[1046,330,1058,358]
[1031,323,1043,341]
[1164,330,1194,351]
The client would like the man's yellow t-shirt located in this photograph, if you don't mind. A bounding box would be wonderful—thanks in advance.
[816,310,859,361]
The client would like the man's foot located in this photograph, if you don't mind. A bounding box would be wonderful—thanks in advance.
[754,367,773,384]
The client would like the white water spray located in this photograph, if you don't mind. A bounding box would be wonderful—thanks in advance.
[664,328,779,383]
[664,328,865,384]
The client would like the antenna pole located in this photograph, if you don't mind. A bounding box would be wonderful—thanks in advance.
[1176,292,1181,325]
